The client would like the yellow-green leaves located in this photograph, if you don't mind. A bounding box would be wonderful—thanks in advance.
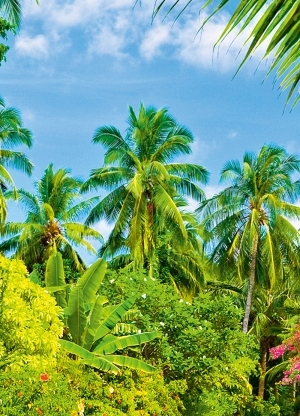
[0,256,63,370]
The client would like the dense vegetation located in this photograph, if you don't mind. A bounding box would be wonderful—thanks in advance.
[1,0,300,415]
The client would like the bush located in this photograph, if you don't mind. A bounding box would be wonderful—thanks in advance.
[0,256,63,370]
[0,352,186,415]
[101,268,259,415]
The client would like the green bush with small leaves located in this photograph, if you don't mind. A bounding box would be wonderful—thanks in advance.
[0,352,186,415]
[0,256,63,371]
[102,268,259,416]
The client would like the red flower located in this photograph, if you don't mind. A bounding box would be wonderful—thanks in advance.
[39,373,49,382]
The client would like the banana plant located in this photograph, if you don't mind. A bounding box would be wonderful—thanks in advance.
[45,252,160,374]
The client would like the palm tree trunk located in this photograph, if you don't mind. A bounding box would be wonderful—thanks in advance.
[258,340,268,399]
[242,234,259,333]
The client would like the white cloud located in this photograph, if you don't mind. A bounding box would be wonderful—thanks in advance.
[88,27,128,58]
[17,0,268,72]
[140,23,172,60]
[227,130,238,140]
[183,137,219,164]
[15,33,49,59]
[204,184,225,199]
[21,108,35,122]
[93,219,114,240]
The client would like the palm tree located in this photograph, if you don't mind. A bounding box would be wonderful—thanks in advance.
[0,164,102,271]
[199,144,300,333]
[82,104,209,275]
[152,1,300,107]
[0,95,33,223]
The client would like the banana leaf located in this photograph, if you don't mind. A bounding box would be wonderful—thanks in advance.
[93,331,161,354]
[93,297,136,342]
[103,354,156,373]
[65,286,87,346]
[46,285,67,293]
[29,269,41,285]
[60,340,119,374]
[77,258,107,304]
[82,295,108,350]
[45,252,67,308]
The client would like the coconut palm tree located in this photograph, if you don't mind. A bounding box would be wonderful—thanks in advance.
[152,1,300,107]
[82,104,209,275]
[199,144,300,333]
[0,95,33,223]
[0,164,102,271]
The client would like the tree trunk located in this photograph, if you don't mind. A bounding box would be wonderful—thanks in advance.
[258,341,268,399]
[242,234,259,333]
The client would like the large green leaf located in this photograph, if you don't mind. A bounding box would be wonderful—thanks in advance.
[103,354,157,373]
[66,286,87,346]
[93,331,161,354]
[28,269,41,285]
[93,297,136,342]
[77,258,107,304]
[60,340,119,374]
[82,295,108,351]
[45,252,67,309]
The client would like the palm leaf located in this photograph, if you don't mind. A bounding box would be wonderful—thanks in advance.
[152,0,300,107]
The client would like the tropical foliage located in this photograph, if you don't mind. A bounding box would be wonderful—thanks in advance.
[82,104,209,277]
[151,0,300,107]
[0,96,33,223]
[0,256,63,370]
[199,144,300,332]
[45,252,160,374]
[0,353,186,415]
[1,98,300,414]
[101,268,259,415]
[0,164,102,271]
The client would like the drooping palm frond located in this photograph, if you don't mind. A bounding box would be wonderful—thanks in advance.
[0,97,33,223]
[151,0,300,107]
[0,0,21,29]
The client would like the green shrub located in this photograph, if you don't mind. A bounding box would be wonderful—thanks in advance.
[101,268,259,415]
[0,352,186,415]
[245,397,280,416]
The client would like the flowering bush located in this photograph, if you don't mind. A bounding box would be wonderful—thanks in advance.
[270,326,300,385]
[0,256,63,370]
[0,352,186,415]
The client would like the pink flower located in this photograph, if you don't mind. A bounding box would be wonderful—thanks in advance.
[39,373,49,382]
[282,377,293,385]
[270,345,286,360]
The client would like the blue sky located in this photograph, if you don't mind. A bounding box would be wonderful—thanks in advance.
[1,0,299,248]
